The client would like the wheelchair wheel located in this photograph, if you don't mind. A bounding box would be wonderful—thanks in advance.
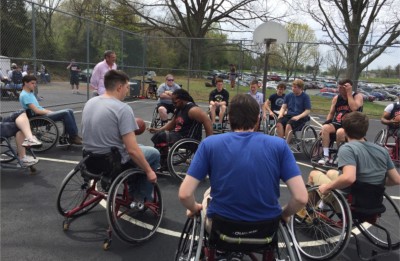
[175,215,204,261]
[1,138,17,163]
[357,192,400,250]
[29,117,59,152]
[290,186,352,260]
[56,166,102,218]
[269,125,278,136]
[167,138,200,181]
[150,107,162,128]
[373,129,387,146]
[301,125,318,159]
[310,138,323,164]
[106,169,163,244]
[276,222,301,261]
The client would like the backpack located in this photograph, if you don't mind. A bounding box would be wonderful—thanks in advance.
[12,70,23,84]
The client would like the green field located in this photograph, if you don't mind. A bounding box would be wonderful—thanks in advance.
[144,76,386,119]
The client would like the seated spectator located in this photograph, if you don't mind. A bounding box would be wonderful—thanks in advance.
[247,79,263,109]
[19,75,82,145]
[276,79,311,144]
[11,66,23,91]
[156,74,181,124]
[380,93,400,138]
[149,89,213,147]
[1,110,42,166]
[262,82,286,119]
[209,78,229,130]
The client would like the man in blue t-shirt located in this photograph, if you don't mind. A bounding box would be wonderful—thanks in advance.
[276,79,311,144]
[179,94,308,238]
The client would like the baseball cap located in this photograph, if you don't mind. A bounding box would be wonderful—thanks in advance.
[11,63,17,69]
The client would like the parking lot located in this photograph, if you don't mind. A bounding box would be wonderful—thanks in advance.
[1,91,400,260]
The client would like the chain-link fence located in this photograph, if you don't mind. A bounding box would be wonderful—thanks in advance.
[1,1,399,114]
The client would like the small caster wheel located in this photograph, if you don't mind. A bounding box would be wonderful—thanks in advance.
[62,220,69,231]
[103,239,111,250]
[29,166,37,174]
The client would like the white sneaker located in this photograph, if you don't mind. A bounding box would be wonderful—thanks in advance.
[20,155,38,167]
[76,91,80,94]
[72,90,76,94]
[317,156,329,165]
[22,136,42,147]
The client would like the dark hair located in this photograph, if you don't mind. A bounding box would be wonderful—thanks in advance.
[229,94,260,131]
[104,70,129,91]
[216,78,223,84]
[342,111,369,139]
[338,79,353,86]
[172,89,195,103]
[22,75,37,85]
[104,50,115,59]
[277,82,286,90]
[250,79,259,85]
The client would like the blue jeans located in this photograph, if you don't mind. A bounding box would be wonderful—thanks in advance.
[46,109,79,137]
[128,145,160,200]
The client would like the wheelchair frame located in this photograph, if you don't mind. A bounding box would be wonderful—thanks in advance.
[208,107,229,134]
[150,106,174,129]
[0,136,38,174]
[310,133,341,170]
[175,211,302,261]
[56,155,164,250]
[374,127,400,171]
[291,186,400,260]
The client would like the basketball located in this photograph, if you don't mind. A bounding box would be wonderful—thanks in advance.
[135,117,146,135]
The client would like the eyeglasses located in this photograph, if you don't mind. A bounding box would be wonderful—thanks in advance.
[167,79,174,81]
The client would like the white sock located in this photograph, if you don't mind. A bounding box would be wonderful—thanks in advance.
[323,147,329,157]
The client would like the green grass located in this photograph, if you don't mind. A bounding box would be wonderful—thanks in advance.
[142,76,386,119]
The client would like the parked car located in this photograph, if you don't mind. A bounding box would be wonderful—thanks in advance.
[369,91,385,101]
[315,92,336,99]
[377,90,397,101]
[320,87,338,93]
[78,68,93,82]
[359,90,375,102]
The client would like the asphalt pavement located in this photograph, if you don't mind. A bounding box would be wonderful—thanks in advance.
[1,86,399,261]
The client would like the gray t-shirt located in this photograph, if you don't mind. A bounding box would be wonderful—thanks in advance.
[82,96,138,163]
[157,83,181,105]
[338,141,393,185]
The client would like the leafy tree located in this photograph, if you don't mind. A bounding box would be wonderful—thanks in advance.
[291,0,400,87]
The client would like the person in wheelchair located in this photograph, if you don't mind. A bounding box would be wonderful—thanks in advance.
[308,112,400,204]
[179,94,308,260]
[149,89,213,148]
[82,70,159,199]
[381,92,400,138]
[156,74,181,124]
[19,75,83,145]
[276,79,311,144]
[1,110,42,166]
[262,82,286,119]
[209,78,229,130]
[317,79,363,165]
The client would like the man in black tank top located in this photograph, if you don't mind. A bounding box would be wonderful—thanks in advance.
[381,93,400,137]
[318,79,364,165]
[149,89,213,146]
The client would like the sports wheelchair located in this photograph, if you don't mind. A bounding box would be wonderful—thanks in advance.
[150,106,174,128]
[310,133,341,170]
[270,116,318,159]
[374,127,400,170]
[155,122,203,182]
[291,183,400,260]
[0,136,38,174]
[56,148,164,250]
[175,211,301,261]
[26,109,71,152]
[208,108,229,134]
[259,112,277,134]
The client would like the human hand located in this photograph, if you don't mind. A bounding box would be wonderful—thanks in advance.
[146,170,157,183]
[291,116,299,121]
[343,83,352,95]
[318,184,330,195]
[148,127,158,134]
[186,203,202,217]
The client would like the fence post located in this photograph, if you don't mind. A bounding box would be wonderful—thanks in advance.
[32,2,38,95]
[187,38,191,92]
[86,20,90,99]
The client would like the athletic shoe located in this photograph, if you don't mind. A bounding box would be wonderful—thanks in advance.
[317,156,329,165]
[20,155,38,167]
[76,91,81,94]
[229,252,244,261]
[22,136,42,147]
[69,135,82,145]
[216,123,223,130]
[72,90,76,94]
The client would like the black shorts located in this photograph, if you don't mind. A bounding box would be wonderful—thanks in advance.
[151,131,183,146]
[331,122,342,131]
[278,115,309,131]
[157,103,175,114]
[70,76,79,85]
[0,110,24,138]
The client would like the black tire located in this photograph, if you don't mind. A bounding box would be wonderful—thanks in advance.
[56,166,102,218]
[175,215,204,261]
[167,138,200,181]
[1,138,17,163]
[29,117,59,152]
[150,108,161,128]
[301,125,318,159]
[358,192,400,250]
[106,169,163,244]
[310,138,323,164]
[276,222,301,261]
[290,186,352,260]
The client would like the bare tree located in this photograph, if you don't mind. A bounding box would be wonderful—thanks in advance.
[114,0,275,71]
[309,46,323,80]
[325,49,346,81]
[291,0,400,87]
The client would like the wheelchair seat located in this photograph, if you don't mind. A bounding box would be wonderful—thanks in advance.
[209,214,280,252]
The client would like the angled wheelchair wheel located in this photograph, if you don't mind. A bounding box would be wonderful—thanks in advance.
[269,125,278,136]
[357,192,400,250]
[106,169,163,244]
[56,166,102,218]
[291,186,352,260]
[175,215,204,261]
[1,138,17,163]
[310,138,323,164]
[150,107,162,128]
[29,116,59,152]
[168,138,200,181]
[301,125,318,159]
[373,129,387,146]
[275,221,301,261]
